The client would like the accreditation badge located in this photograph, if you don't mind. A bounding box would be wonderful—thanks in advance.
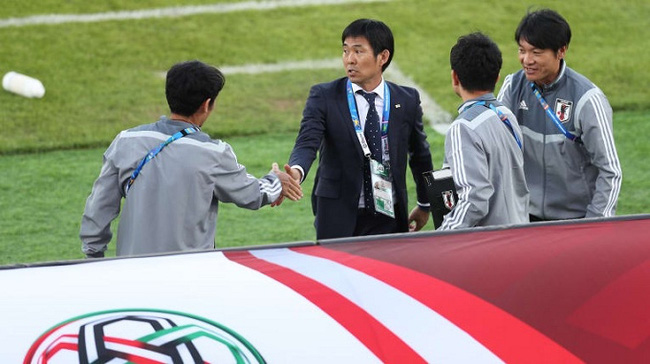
[369,158,395,218]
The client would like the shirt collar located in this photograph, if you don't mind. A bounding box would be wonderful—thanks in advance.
[351,78,385,101]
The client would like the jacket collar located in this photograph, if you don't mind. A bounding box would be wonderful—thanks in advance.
[160,115,201,130]
[539,59,567,92]
[457,93,497,114]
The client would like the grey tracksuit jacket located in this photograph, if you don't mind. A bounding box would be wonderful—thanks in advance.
[440,94,529,230]
[497,61,622,219]
[80,116,281,257]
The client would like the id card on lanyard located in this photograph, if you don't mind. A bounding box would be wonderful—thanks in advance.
[346,79,394,218]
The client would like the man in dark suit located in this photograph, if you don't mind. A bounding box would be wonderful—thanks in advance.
[283,18,434,240]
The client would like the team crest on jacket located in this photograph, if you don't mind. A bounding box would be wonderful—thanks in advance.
[554,98,573,123]
[442,190,456,210]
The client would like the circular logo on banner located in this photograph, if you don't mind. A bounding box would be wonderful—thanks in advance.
[24,308,265,363]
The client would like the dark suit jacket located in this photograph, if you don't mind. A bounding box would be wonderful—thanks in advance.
[289,77,433,239]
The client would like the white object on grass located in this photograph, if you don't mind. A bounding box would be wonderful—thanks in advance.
[2,71,45,98]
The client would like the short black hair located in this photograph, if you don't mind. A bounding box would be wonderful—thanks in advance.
[165,60,226,117]
[342,18,394,72]
[450,32,502,92]
[515,8,571,52]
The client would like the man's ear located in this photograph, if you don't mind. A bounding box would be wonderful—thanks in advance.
[201,98,212,113]
[378,49,390,68]
[451,69,460,87]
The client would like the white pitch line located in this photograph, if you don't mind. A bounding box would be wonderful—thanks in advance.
[386,63,453,134]
[219,58,340,75]
[212,58,452,133]
[0,0,389,28]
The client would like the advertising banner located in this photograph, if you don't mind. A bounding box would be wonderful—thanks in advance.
[2,216,650,363]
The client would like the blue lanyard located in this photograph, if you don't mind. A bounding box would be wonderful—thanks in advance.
[529,82,581,143]
[473,101,523,150]
[125,127,199,195]
[346,79,390,157]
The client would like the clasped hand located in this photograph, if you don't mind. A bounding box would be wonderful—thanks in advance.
[271,163,302,207]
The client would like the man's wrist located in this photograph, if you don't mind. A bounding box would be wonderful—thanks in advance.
[291,165,305,183]
[417,203,430,212]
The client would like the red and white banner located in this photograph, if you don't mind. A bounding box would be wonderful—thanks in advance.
[2,215,650,363]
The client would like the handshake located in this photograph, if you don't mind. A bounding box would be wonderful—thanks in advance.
[270,162,303,207]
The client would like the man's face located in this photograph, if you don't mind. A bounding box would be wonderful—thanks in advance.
[342,36,388,91]
[518,39,566,86]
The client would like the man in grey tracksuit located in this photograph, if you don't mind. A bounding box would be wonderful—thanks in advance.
[80,61,302,258]
[497,9,622,220]
[440,33,529,230]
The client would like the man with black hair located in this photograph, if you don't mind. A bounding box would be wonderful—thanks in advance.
[439,32,529,230]
[80,60,302,257]
[283,18,433,239]
[498,9,622,221]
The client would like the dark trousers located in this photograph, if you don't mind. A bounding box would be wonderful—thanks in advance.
[530,214,583,222]
[353,209,398,236]
[529,214,546,222]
